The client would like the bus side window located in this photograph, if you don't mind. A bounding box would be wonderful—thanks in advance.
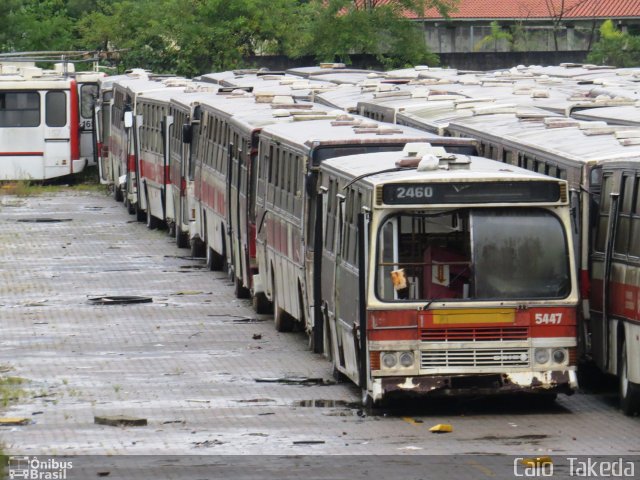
[631,177,640,258]
[614,175,634,256]
[45,91,66,128]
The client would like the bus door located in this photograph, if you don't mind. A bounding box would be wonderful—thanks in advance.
[43,90,72,178]
[78,83,98,165]
[334,190,362,382]
[592,171,620,371]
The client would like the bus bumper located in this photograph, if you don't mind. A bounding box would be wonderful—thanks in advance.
[371,370,577,401]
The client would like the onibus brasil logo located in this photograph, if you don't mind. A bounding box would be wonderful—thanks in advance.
[8,456,73,480]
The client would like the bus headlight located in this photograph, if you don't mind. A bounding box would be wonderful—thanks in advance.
[552,348,567,365]
[382,352,398,368]
[399,352,415,368]
[534,348,550,365]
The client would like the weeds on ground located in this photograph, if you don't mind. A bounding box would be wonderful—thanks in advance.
[0,166,107,197]
[0,376,26,408]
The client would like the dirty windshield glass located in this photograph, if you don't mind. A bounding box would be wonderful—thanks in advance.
[376,208,570,302]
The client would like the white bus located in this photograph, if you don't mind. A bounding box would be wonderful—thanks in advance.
[0,63,103,181]
[318,145,579,406]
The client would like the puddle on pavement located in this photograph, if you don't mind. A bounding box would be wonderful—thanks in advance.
[17,218,73,223]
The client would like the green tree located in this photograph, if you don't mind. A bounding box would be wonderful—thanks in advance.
[286,0,457,68]
[587,19,640,67]
[474,21,513,52]
[0,0,75,52]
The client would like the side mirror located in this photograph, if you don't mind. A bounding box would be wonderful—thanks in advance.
[124,111,133,129]
[182,124,192,144]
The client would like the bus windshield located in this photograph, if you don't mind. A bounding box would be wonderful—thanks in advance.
[376,208,570,302]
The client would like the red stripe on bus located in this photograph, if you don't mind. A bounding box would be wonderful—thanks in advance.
[128,154,136,173]
[580,269,591,299]
[140,158,171,185]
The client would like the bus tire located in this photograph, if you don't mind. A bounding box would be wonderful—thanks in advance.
[125,197,135,215]
[273,276,294,332]
[206,246,224,271]
[175,209,189,248]
[619,340,640,416]
[190,238,206,258]
[114,185,123,202]
[252,291,272,314]
[234,276,251,299]
[145,189,160,229]
[176,228,189,249]
[135,202,145,222]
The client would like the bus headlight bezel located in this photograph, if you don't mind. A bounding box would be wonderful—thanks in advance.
[382,352,398,368]
[534,348,550,365]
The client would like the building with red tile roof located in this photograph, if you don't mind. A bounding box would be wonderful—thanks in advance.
[419,0,640,20]
[362,0,640,54]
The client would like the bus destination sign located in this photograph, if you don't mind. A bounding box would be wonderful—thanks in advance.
[381,181,561,205]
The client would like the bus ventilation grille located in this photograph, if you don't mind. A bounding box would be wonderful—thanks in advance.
[421,348,530,368]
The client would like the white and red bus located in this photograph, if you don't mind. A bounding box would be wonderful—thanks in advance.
[318,145,579,406]
[165,87,220,248]
[443,111,640,414]
[588,159,640,415]
[109,72,184,216]
[187,91,320,296]
[0,63,103,181]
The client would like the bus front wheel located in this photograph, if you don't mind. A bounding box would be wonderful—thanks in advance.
[619,340,640,416]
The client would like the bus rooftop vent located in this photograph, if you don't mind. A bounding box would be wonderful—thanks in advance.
[615,129,640,146]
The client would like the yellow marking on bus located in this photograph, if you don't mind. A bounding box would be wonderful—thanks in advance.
[466,459,496,477]
[431,308,515,325]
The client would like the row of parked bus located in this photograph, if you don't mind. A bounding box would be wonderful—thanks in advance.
[86,65,585,410]
[32,62,635,413]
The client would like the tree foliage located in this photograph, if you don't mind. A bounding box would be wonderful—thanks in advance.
[474,21,513,52]
[587,20,640,67]
[0,0,456,75]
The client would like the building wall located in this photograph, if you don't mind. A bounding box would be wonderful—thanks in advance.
[422,20,633,53]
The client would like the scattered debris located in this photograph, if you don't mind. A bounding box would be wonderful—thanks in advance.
[429,423,453,433]
[294,399,357,408]
[252,333,262,340]
[192,439,225,448]
[94,415,148,427]
[17,218,72,223]
[88,296,153,305]
[173,290,205,295]
[0,417,30,426]
[231,318,269,323]
[235,398,275,403]
[254,377,335,386]
[293,440,325,445]
[162,420,186,425]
